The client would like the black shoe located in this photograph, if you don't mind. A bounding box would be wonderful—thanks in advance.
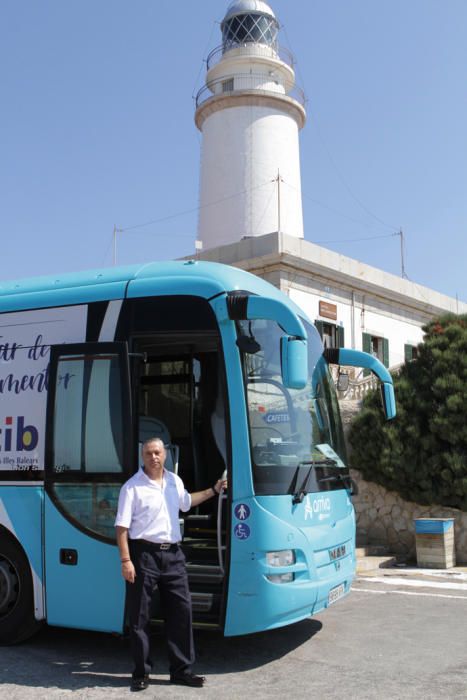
[170,670,206,687]
[131,675,149,691]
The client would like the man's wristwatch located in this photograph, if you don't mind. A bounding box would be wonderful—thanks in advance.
[211,486,218,497]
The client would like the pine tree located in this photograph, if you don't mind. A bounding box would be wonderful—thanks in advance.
[349,314,467,511]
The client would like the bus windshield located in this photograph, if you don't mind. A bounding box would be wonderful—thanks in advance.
[238,318,348,496]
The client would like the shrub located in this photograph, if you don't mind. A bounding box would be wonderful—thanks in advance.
[349,314,467,511]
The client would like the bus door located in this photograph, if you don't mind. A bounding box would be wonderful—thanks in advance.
[44,342,136,633]
[131,330,230,630]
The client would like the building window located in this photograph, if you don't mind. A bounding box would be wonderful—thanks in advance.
[404,344,418,362]
[362,333,389,368]
[315,321,344,349]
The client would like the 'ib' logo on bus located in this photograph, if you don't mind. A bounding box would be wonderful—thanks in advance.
[0,416,39,452]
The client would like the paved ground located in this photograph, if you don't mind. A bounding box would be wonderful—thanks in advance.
[1,565,467,699]
[354,562,467,600]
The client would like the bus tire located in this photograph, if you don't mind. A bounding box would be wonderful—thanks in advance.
[0,534,42,645]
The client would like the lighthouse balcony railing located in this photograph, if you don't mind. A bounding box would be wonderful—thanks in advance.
[195,73,306,110]
[206,43,295,71]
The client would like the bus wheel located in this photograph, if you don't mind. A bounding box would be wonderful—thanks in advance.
[0,535,41,644]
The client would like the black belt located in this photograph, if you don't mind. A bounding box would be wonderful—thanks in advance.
[131,539,179,551]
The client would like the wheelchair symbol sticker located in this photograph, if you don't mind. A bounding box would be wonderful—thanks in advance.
[234,523,251,540]
[234,503,250,521]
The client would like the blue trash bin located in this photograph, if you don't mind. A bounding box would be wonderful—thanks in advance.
[414,518,455,568]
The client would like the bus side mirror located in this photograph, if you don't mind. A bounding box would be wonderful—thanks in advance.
[325,348,397,421]
[381,382,396,420]
[281,337,307,390]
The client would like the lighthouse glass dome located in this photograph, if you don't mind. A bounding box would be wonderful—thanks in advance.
[222,0,279,51]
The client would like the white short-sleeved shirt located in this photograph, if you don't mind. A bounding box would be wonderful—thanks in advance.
[114,468,191,543]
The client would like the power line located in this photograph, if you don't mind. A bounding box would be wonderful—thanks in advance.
[110,180,274,264]
[281,22,397,233]
[314,229,410,280]
[191,20,219,101]
[314,232,397,244]
[117,180,273,233]
[311,116,398,231]
[285,179,389,231]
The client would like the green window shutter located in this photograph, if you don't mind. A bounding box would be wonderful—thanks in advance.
[383,337,389,368]
[362,332,371,353]
[337,325,345,348]
[362,333,371,376]
[315,320,324,339]
[404,344,413,362]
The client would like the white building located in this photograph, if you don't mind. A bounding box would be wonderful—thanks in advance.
[193,1,467,376]
[196,231,467,373]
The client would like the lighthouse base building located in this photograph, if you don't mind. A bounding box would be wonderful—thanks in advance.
[192,230,467,380]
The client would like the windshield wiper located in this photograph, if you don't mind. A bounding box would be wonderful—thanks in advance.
[319,474,348,484]
[319,473,358,495]
[292,458,337,504]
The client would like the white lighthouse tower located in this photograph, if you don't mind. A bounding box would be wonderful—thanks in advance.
[195,0,306,250]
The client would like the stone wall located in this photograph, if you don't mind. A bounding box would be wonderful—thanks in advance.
[351,468,467,564]
[339,397,467,564]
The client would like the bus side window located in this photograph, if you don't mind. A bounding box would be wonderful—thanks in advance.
[47,344,133,541]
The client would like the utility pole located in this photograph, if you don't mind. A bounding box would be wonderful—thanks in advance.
[113,225,123,266]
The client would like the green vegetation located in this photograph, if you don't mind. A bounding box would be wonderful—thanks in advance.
[349,314,467,511]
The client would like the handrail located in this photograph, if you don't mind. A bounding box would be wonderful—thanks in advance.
[195,73,306,110]
[217,487,227,575]
[206,43,295,70]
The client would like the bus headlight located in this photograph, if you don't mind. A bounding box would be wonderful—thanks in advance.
[266,550,295,567]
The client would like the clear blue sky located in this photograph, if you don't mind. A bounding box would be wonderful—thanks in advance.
[2,1,466,302]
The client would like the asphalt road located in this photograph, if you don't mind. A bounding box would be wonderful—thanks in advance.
[1,568,467,699]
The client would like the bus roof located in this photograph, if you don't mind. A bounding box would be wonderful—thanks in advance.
[0,260,308,321]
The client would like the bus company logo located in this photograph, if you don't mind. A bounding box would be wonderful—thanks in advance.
[262,412,290,424]
[304,495,331,521]
[0,416,39,452]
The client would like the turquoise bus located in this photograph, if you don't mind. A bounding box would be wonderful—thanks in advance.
[0,260,395,643]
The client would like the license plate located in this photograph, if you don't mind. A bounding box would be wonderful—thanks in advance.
[328,583,345,606]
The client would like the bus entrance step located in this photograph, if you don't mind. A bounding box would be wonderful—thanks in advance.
[190,591,222,614]
[187,564,224,584]
[182,538,219,564]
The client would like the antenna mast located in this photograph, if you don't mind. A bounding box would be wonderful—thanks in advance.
[398,229,408,279]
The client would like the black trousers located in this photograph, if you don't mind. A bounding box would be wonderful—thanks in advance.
[127,540,195,678]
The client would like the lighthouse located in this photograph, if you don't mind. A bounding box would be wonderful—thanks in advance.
[195,0,306,251]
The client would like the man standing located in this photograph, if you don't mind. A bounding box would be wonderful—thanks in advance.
[115,437,226,692]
